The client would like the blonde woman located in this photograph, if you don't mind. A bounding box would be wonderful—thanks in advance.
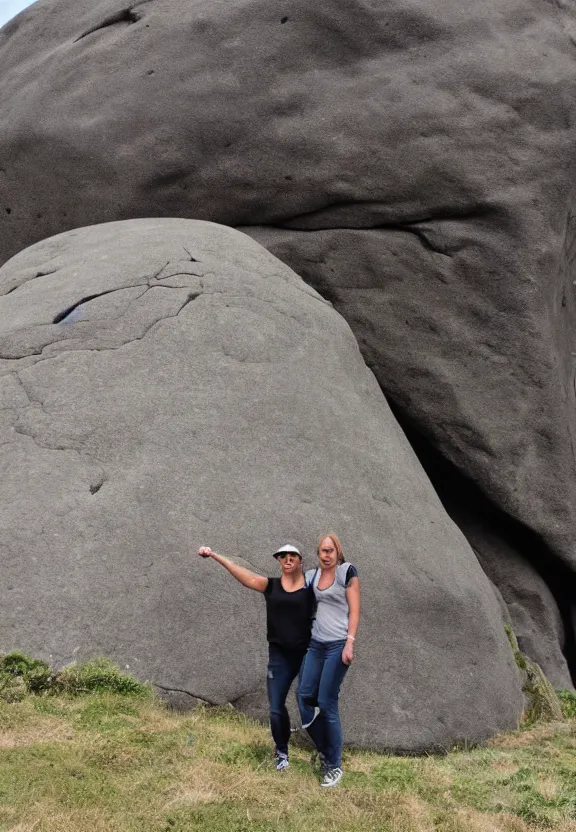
[297,534,360,787]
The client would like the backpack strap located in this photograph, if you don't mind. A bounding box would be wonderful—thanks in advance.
[308,567,319,619]
[306,567,319,588]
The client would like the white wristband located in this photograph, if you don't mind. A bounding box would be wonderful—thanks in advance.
[346,635,355,641]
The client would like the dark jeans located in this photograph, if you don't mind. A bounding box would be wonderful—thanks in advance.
[267,644,307,755]
[297,638,349,768]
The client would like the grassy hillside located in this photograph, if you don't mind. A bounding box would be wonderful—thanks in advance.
[0,670,575,832]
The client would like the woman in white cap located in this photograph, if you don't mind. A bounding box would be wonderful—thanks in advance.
[298,533,360,788]
[198,543,315,771]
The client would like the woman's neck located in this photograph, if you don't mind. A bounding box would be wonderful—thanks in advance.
[281,571,304,588]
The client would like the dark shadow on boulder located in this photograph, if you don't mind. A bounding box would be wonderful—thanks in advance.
[386,399,576,688]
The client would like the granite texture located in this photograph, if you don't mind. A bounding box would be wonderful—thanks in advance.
[0,218,523,750]
[0,0,575,684]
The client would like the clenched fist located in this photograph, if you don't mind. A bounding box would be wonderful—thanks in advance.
[198,546,213,558]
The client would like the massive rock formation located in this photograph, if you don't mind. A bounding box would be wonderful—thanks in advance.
[0,0,575,686]
[0,218,523,750]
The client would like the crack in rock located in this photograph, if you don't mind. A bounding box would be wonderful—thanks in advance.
[276,200,493,229]
[9,398,108,497]
[53,288,141,324]
[2,269,60,297]
[4,288,203,365]
[12,422,70,452]
[152,682,217,705]
[395,224,453,258]
[52,281,159,325]
[151,273,205,288]
[11,424,109,497]
[146,260,171,282]
[273,221,456,257]
[0,274,308,371]
[259,203,495,258]
[183,246,198,262]
[0,281,197,360]
[74,1,151,42]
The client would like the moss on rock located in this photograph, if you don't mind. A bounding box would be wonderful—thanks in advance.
[504,625,564,724]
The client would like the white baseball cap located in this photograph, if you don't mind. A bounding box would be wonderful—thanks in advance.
[272,544,302,559]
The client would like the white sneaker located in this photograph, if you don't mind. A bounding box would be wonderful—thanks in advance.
[302,706,320,729]
[321,766,343,788]
[275,752,289,772]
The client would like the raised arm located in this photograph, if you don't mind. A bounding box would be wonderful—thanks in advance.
[342,577,360,665]
[198,546,268,593]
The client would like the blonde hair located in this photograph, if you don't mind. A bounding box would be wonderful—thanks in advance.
[317,533,344,565]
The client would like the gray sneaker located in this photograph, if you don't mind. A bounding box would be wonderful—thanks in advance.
[275,751,289,772]
[321,766,343,788]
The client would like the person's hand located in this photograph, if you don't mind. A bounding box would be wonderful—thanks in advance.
[342,642,354,665]
[198,546,213,558]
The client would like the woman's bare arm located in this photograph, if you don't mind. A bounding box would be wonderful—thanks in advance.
[346,577,360,638]
[198,546,268,592]
[342,577,360,665]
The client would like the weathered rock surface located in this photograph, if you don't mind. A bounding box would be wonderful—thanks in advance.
[0,218,522,750]
[0,0,575,685]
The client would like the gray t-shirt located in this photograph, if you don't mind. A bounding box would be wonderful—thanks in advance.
[305,562,358,643]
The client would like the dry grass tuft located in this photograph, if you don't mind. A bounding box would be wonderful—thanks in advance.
[487,721,570,749]
[448,808,532,832]
[0,719,74,749]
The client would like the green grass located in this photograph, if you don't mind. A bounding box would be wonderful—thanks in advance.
[558,691,576,720]
[0,653,150,700]
[0,686,575,832]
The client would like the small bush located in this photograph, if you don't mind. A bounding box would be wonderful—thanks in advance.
[0,652,150,701]
[54,658,149,696]
[557,689,576,719]
[0,651,51,681]
[0,652,52,698]
[0,670,27,703]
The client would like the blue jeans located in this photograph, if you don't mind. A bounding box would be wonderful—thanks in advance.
[267,644,307,755]
[297,638,349,768]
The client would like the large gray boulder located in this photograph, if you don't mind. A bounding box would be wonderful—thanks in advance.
[0,218,522,750]
[0,0,574,685]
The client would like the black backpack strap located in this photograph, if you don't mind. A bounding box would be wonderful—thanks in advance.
[307,567,318,620]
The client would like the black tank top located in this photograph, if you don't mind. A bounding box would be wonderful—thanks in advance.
[263,578,315,650]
